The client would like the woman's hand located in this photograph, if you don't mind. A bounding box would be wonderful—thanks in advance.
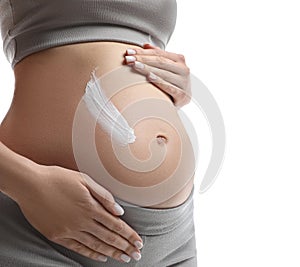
[124,43,191,108]
[17,165,143,263]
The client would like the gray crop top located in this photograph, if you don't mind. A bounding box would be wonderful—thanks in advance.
[0,0,177,68]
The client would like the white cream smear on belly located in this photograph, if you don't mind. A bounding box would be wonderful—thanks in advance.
[83,70,136,146]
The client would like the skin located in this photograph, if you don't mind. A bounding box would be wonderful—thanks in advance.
[125,43,192,108]
[0,41,195,263]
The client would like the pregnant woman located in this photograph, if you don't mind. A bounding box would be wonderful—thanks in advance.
[0,1,197,266]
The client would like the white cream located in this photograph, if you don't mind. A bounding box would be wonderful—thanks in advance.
[72,66,195,206]
[83,70,136,146]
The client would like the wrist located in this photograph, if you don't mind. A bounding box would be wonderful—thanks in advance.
[0,150,43,203]
[14,159,44,204]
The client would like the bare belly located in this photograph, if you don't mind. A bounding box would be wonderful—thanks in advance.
[0,42,195,208]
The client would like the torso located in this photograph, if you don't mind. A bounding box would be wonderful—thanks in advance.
[0,42,195,208]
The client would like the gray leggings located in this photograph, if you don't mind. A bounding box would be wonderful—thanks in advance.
[0,187,197,267]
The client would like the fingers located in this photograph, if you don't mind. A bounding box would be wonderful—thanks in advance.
[74,230,141,263]
[143,43,187,64]
[147,74,191,108]
[91,200,143,250]
[81,173,124,216]
[127,43,186,63]
[80,174,143,246]
[125,60,191,107]
[57,238,108,262]
[86,219,141,258]
[127,59,187,90]
[81,174,143,249]
[124,44,192,108]
[125,55,188,76]
[49,172,143,263]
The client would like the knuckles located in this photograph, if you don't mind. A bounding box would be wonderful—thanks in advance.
[105,233,118,244]
[48,229,66,243]
[112,220,125,233]
[92,241,105,252]
[184,66,190,76]
[177,54,186,62]
[178,64,190,76]
[157,55,168,65]
[153,49,162,57]
[176,94,192,108]
[100,191,115,208]
[70,241,84,251]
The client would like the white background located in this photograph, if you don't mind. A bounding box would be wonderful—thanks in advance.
[1,1,300,266]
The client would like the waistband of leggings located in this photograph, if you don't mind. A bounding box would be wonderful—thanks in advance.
[116,186,195,236]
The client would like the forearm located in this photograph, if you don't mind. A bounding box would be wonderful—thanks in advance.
[0,141,40,202]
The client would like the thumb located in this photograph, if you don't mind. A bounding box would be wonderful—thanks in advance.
[81,173,125,216]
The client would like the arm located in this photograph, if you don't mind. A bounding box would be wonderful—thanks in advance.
[0,141,39,202]
[0,141,143,263]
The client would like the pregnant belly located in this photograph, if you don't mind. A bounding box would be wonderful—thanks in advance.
[0,42,195,208]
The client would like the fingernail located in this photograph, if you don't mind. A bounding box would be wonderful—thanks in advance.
[149,72,157,81]
[125,55,136,63]
[134,61,144,69]
[120,254,131,263]
[134,240,143,249]
[131,251,142,261]
[98,255,108,262]
[114,203,124,216]
[126,49,136,55]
